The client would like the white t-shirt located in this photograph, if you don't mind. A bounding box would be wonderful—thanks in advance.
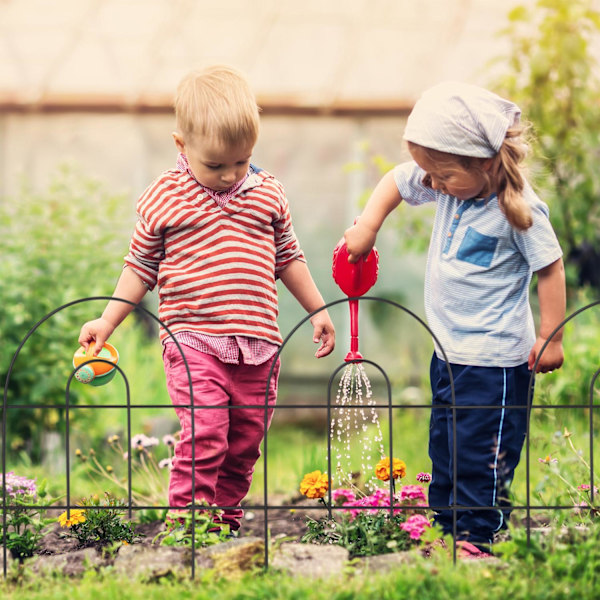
[394,161,563,367]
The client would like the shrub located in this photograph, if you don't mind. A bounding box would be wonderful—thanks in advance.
[58,492,137,546]
[0,167,132,462]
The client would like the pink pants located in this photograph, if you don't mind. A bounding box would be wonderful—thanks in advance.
[163,343,280,529]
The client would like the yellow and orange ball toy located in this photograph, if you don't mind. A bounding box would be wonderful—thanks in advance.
[72,342,119,386]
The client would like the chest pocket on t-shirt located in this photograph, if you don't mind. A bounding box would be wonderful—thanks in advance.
[456,226,498,268]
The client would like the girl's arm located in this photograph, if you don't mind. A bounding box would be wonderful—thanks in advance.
[528,257,566,373]
[278,259,335,358]
[344,170,403,262]
[78,267,149,355]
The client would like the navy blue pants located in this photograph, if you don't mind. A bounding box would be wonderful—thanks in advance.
[428,354,532,548]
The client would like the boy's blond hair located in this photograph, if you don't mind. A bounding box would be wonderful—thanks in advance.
[174,65,260,147]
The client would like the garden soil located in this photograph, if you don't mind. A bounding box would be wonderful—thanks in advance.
[34,499,322,559]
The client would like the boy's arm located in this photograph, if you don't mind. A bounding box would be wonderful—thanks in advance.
[278,259,335,358]
[528,257,566,373]
[344,170,403,263]
[78,267,148,355]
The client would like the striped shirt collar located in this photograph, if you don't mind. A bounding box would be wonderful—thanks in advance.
[176,152,250,208]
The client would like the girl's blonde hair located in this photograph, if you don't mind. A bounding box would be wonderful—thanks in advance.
[174,65,260,147]
[408,124,533,230]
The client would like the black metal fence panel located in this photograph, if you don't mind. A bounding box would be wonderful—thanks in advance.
[2,297,599,576]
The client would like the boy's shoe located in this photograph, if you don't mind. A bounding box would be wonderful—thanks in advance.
[456,541,494,559]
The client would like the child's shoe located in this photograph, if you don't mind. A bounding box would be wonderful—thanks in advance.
[456,540,494,559]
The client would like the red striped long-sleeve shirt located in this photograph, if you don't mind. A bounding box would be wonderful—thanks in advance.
[124,164,305,345]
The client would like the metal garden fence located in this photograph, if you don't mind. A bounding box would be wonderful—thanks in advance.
[2,296,599,577]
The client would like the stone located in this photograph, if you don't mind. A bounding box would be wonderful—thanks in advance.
[270,542,349,579]
[31,547,104,577]
[197,537,265,577]
[113,544,191,580]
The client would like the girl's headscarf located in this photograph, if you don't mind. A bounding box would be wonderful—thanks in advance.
[403,81,521,158]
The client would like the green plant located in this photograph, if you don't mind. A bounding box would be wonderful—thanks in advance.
[304,510,420,558]
[493,0,600,290]
[534,427,599,521]
[533,293,600,407]
[299,462,437,558]
[153,505,232,547]
[58,492,137,546]
[0,166,133,462]
[1,473,56,561]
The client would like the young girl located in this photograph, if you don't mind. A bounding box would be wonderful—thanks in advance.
[79,65,335,532]
[344,82,565,557]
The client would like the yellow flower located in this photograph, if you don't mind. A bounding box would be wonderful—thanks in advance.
[300,470,329,499]
[375,457,406,482]
[58,509,86,528]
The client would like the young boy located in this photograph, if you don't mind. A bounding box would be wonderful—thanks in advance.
[79,65,335,531]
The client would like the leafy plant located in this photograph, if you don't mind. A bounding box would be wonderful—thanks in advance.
[493,0,600,291]
[0,166,132,462]
[534,427,599,521]
[299,462,437,558]
[1,473,56,561]
[154,506,232,547]
[58,492,137,546]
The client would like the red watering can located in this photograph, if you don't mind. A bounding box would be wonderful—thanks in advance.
[332,238,379,362]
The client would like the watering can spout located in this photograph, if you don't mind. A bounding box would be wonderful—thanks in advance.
[345,299,362,362]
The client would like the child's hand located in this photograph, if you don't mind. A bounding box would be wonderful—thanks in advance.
[310,310,335,358]
[78,318,116,356]
[528,337,564,373]
[344,221,377,263]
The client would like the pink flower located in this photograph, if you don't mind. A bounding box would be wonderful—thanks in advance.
[369,489,389,505]
[400,514,431,540]
[331,488,356,506]
[397,484,427,504]
[343,489,390,519]
[416,472,432,483]
[577,484,599,494]
[4,472,37,498]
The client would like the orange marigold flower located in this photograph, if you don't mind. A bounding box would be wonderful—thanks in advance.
[58,509,86,528]
[300,470,329,499]
[375,457,406,481]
